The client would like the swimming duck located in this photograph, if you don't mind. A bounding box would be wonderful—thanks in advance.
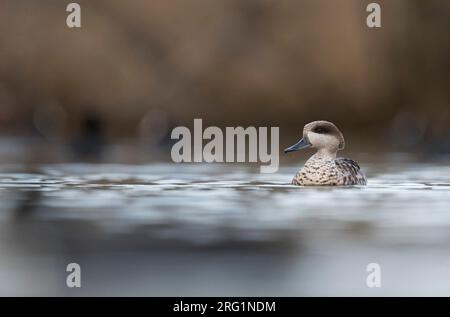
[284,121,367,186]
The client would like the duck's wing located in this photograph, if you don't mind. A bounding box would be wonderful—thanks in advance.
[334,158,367,185]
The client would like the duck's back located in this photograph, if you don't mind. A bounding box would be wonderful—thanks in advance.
[334,157,367,185]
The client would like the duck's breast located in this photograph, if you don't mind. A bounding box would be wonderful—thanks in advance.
[293,157,340,186]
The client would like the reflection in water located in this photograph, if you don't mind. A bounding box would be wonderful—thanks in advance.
[1,163,450,295]
[70,114,106,160]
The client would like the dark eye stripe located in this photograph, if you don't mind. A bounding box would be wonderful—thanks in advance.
[314,128,327,134]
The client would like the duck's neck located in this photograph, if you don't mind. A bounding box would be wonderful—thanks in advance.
[312,148,337,160]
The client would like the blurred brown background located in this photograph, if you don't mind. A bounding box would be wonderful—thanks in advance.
[0,0,449,162]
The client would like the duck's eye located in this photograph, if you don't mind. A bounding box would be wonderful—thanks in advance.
[314,127,327,134]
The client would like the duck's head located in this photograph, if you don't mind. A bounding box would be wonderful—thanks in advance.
[284,121,345,155]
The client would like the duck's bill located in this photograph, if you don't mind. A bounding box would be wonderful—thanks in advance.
[284,137,311,153]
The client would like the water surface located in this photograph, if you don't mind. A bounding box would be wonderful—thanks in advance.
[1,163,450,296]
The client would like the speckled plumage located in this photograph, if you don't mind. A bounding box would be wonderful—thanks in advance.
[291,153,367,186]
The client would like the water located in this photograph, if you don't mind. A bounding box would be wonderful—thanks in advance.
[1,162,450,296]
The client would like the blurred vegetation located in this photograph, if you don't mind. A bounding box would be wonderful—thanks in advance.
[0,0,449,157]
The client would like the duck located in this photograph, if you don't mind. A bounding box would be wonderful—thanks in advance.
[284,120,367,186]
